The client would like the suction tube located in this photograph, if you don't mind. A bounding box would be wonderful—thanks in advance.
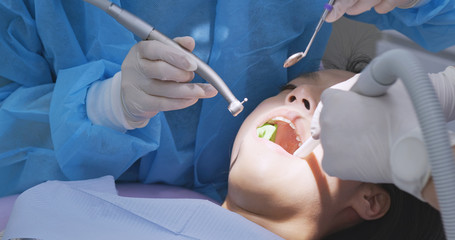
[83,0,246,116]
[354,49,455,239]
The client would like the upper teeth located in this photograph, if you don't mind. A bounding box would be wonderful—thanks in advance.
[269,116,296,130]
[269,117,303,144]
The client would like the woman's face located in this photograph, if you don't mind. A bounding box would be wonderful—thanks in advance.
[224,69,363,239]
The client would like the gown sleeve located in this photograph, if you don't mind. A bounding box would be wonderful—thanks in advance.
[348,0,455,52]
[0,0,162,197]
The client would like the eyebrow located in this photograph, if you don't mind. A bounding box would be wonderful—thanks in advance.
[280,83,297,92]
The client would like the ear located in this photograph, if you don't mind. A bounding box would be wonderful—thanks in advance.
[351,184,391,220]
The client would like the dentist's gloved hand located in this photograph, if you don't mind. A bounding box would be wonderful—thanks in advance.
[318,75,431,201]
[121,36,218,128]
[326,0,426,22]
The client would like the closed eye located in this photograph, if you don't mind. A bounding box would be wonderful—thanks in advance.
[280,83,297,92]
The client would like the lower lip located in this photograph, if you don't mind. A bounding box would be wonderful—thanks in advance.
[257,137,293,156]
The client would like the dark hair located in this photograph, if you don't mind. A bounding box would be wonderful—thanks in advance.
[323,184,445,240]
[323,53,371,74]
[321,54,445,239]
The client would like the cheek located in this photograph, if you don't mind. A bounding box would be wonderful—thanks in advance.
[324,178,362,203]
[253,96,286,114]
[306,87,324,104]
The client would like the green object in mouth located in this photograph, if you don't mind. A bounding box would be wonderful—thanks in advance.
[257,123,277,142]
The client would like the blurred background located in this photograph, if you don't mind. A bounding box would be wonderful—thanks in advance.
[323,17,455,73]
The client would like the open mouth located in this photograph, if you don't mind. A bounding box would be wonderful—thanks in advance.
[257,116,302,154]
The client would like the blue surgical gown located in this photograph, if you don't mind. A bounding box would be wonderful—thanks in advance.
[0,0,454,202]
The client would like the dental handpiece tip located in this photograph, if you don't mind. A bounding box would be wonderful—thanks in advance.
[228,98,248,117]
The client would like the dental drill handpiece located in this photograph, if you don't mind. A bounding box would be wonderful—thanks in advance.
[83,0,247,116]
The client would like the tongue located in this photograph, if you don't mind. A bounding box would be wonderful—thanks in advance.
[274,121,300,154]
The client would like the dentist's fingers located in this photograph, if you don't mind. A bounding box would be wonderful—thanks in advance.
[139,58,195,83]
[346,0,382,15]
[326,0,358,23]
[139,80,218,99]
[136,40,197,71]
[174,36,196,52]
[120,35,210,126]
[374,0,400,13]
[130,90,199,118]
[325,0,407,23]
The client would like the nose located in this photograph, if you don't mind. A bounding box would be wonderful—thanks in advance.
[285,88,315,112]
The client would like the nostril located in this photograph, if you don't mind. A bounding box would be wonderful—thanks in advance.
[288,95,296,102]
[303,99,310,110]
